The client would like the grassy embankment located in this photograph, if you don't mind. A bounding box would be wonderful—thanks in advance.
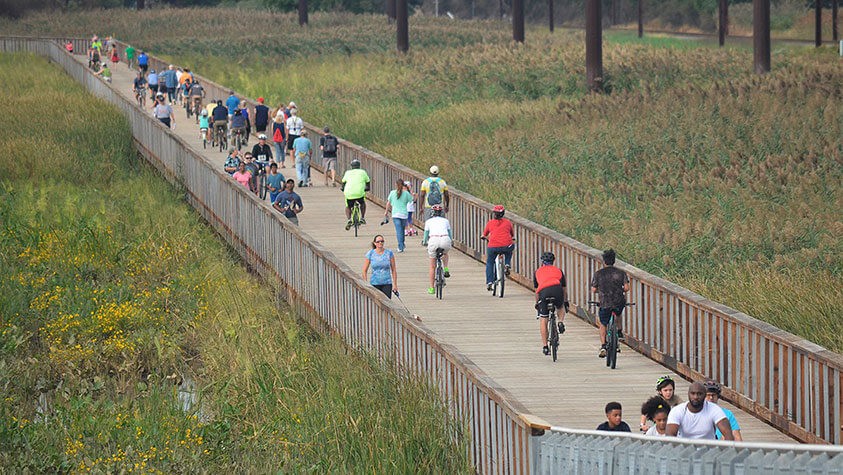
[3,9,840,354]
[0,52,470,473]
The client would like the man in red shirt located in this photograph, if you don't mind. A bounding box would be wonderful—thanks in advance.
[482,205,515,291]
[534,252,569,356]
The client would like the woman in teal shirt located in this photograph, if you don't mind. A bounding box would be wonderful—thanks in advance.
[384,179,414,252]
[362,235,398,299]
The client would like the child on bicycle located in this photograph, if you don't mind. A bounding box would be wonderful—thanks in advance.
[421,204,451,295]
[199,109,210,143]
[534,252,568,356]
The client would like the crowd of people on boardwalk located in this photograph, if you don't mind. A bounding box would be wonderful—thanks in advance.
[93,40,752,444]
[596,376,743,441]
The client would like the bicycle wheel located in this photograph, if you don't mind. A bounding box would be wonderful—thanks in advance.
[497,257,505,299]
[435,263,444,300]
[607,316,618,369]
[352,205,360,237]
[258,174,267,200]
[203,135,207,149]
[549,313,559,362]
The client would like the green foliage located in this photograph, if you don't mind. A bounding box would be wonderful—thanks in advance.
[0,52,470,472]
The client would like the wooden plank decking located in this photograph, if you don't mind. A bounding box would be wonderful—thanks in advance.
[107,63,794,443]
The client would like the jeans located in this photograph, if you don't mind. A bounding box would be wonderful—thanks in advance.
[392,217,407,251]
[296,157,310,184]
[485,245,514,284]
[274,141,285,164]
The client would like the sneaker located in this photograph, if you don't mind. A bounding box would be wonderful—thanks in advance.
[505,264,511,276]
[360,218,366,225]
[397,249,404,253]
[542,345,550,356]
[486,283,494,291]
[298,181,303,187]
[345,220,352,231]
[443,267,450,278]
[617,330,625,343]
[557,321,566,335]
[427,287,435,295]
[599,346,607,358]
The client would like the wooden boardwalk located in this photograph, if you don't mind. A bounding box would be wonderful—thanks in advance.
[108,64,793,443]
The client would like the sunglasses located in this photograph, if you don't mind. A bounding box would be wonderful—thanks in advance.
[374,240,385,243]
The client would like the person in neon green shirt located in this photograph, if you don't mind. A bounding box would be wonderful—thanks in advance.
[341,159,370,230]
[125,44,136,69]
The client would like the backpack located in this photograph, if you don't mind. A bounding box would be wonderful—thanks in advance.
[427,178,442,205]
[323,135,338,154]
[273,126,284,143]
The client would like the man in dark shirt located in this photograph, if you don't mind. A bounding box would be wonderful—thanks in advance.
[273,179,304,226]
[596,401,631,432]
[212,100,228,143]
[590,249,630,358]
[254,97,270,133]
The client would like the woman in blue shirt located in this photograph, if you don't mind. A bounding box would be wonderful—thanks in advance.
[362,235,398,299]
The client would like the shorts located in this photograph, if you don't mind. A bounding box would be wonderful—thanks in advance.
[426,236,452,258]
[139,64,148,73]
[536,285,565,317]
[255,124,267,133]
[287,134,299,150]
[346,197,365,209]
[323,157,337,171]
[598,307,625,326]
[373,283,393,299]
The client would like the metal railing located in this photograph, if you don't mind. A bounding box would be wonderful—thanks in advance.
[0,36,546,473]
[532,427,843,474]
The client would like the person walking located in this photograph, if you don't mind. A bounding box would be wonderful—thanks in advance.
[272,179,304,225]
[137,50,149,74]
[419,165,450,220]
[384,179,414,253]
[285,105,303,165]
[362,234,398,299]
[254,97,270,133]
[152,93,174,129]
[124,44,135,70]
[320,126,338,186]
[266,162,285,204]
[293,129,312,187]
[665,382,734,440]
[272,106,287,168]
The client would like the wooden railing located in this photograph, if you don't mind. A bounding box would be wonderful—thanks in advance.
[0,36,549,473]
[5,35,841,447]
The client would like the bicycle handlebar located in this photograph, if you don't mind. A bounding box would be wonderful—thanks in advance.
[588,301,636,307]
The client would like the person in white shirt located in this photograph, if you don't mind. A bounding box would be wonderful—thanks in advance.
[421,204,452,295]
[285,105,303,166]
[666,382,734,440]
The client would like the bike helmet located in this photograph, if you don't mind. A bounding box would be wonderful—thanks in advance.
[492,205,505,218]
[350,159,361,169]
[540,251,555,264]
[150,69,156,73]
[656,375,675,391]
[703,379,722,395]
[431,204,445,216]
[258,134,267,140]
[201,110,208,116]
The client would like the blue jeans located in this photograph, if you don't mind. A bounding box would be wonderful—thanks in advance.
[274,141,285,165]
[296,157,310,184]
[392,217,407,251]
[485,245,514,284]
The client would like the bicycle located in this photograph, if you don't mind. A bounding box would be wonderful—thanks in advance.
[254,160,270,200]
[200,127,209,149]
[482,237,515,298]
[433,248,446,300]
[214,124,228,153]
[589,301,635,369]
[346,200,364,237]
[232,128,246,151]
[191,97,203,124]
[544,296,561,362]
[134,88,146,108]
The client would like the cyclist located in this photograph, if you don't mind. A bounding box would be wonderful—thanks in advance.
[146,69,159,101]
[421,204,452,294]
[137,50,149,74]
[230,108,247,145]
[590,248,629,358]
[132,71,147,101]
[251,134,273,164]
[482,204,515,291]
[285,106,303,166]
[198,109,211,143]
[703,379,743,441]
[188,80,205,116]
[534,251,568,356]
[640,375,683,432]
[212,100,228,145]
[341,159,370,229]
[419,165,450,220]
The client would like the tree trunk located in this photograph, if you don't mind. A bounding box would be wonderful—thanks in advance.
[549,0,554,32]
[387,0,396,22]
[513,0,524,42]
[299,0,308,26]
[586,0,603,92]
[136,0,144,10]
[397,0,409,53]
[638,0,643,37]
[815,0,822,47]
[754,0,770,73]
[718,0,728,46]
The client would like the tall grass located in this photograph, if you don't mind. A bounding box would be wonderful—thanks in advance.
[0,52,470,472]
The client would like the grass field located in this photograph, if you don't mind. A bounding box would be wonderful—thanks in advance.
[0,52,470,473]
[2,9,840,356]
